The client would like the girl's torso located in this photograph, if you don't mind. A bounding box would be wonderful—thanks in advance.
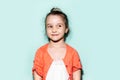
[33,43,82,80]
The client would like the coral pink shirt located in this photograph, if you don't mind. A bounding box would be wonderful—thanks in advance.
[32,43,82,80]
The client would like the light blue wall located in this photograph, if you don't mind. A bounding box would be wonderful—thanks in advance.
[0,0,120,80]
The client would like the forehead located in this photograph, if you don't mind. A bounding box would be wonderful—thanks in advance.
[46,15,65,23]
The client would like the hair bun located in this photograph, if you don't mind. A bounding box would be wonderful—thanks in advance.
[51,8,62,12]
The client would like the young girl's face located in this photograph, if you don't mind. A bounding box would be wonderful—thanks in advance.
[46,15,68,42]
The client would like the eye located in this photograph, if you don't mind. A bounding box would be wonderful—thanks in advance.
[47,25,53,28]
[58,25,62,27]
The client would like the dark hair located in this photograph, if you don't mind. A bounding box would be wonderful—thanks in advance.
[45,8,70,41]
[45,8,69,28]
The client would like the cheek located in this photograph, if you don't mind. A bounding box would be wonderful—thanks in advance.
[46,29,51,33]
[46,29,52,36]
[58,28,66,33]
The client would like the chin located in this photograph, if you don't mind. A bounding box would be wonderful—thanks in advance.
[51,38,64,42]
[51,39,60,42]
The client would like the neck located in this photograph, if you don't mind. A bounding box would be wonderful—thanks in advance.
[49,39,66,48]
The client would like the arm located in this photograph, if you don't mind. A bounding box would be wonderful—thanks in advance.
[73,70,81,80]
[33,49,43,80]
[72,50,82,80]
[33,71,42,80]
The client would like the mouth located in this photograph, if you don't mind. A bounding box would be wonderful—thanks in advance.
[51,34,59,36]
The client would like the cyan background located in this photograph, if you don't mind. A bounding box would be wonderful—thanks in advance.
[0,0,120,80]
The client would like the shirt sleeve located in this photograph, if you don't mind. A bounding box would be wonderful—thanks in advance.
[32,49,43,77]
[72,50,82,72]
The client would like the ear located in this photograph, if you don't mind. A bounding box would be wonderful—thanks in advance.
[65,28,69,33]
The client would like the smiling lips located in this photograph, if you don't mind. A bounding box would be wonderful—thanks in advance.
[51,34,59,36]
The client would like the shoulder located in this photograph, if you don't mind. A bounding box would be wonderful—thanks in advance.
[35,43,48,56]
[66,44,78,55]
[37,43,48,51]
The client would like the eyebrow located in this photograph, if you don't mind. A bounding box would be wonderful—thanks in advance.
[46,24,52,26]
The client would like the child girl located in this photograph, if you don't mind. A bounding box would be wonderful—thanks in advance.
[32,8,82,80]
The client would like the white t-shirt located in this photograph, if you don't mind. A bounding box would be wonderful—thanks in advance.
[46,60,69,80]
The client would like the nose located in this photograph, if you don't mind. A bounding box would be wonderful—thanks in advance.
[52,27,57,33]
